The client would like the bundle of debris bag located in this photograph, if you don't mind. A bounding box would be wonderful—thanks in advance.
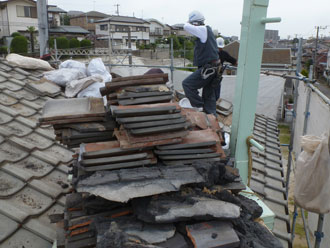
[38,70,283,248]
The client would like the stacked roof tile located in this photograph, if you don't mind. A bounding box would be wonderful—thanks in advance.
[251,114,291,248]
[0,59,73,248]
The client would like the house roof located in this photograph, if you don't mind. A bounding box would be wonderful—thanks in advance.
[96,15,148,24]
[223,41,292,65]
[0,58,73,247]
[49,25,89,34]
[67,10,84,17]
[251,114,291,247]
[145,18,164,27]
[48,6,67,13]
[72,11,110,19]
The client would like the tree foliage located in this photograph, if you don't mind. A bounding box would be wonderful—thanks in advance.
[10,36,28,53]
[61,14,70,25]
[56,37,69,49]
[11,32,22,37]
[69,38,80,48]
[0,46,8,54]
[80,39,92,48]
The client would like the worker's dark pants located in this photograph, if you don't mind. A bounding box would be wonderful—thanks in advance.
[182,68,220,115]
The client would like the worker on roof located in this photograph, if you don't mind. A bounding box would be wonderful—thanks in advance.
[215,37,237,100]
[182,10,220,115]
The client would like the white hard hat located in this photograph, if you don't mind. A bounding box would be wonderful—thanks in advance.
[216,37,225,48]
[188,10,205,24]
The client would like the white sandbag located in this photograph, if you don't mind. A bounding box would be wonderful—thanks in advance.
[77,82,107,106]
[87,58,112,83]
[43,68,86,87]
[294,133,330,213]
[6,53,53,71]
[65,75,103,98]
[60,60,87,75]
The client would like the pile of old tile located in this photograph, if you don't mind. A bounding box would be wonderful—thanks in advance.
[111,103,191,148]
[100,73,172,106]
[39,97,115,147]
[78,140,157,172]
[58,159,283,248]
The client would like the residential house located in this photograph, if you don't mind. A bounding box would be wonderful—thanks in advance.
[223,40,292,68]
[49,25,89,39]
[95,15,150,50]
[264,29,280,43]
[0,0,38,37]
[69,11,109,35]
[48,5,66,28]
[146,18,164,43]
[163,24,172,37]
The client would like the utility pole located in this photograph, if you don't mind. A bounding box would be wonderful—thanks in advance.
[114,4,120,15]
[313,26,320,79]
[37,0,49,57]
[313,26,327,79]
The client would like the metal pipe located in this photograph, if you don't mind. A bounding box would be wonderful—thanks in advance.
[303,86,312,135]
[314,214,325,248]
[291,205,298,242]
[300,208,312,248]
[260,17,281,24]
[308,84,330,105]
[170,37,174,90]
[249,138,265,151]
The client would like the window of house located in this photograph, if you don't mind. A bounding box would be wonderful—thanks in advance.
[100,24,108,31]
[17,6,37,18]
[88,18,94,23]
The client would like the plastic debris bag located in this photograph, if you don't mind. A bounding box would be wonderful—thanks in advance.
[60,60,87,75]
[77,82,107,106]
[65,75,103,98]
[294,133,330,213]
[87,58,112,83]
[6,53,53,71]
[43,68,86,87]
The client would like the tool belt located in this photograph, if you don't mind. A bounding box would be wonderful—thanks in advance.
[200,60,221,80]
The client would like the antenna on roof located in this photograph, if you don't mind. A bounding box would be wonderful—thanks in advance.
[114,4,120,15]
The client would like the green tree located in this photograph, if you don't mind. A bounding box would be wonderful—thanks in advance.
[10,36,28,53]
[168,35,181,50]
[69,38,80,48]
[49,37,54,49]
[80,39,92,48]
[56,37,69,49]
[61,14,70,25]
[0,46,8,55]
[11,32,22,37]
[27,26,36,53]
[301,68,309,77]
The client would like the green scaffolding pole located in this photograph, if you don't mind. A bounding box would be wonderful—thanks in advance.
[230,0,281,184]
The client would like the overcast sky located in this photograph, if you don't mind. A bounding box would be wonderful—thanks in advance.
[48,0,330,39]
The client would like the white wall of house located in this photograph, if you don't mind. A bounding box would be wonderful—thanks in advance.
[6,0,38,34]
[149,21,163,43]
[96,21,150,49]
[48,12,61,26]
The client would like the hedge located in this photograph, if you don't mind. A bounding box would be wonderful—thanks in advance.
[0,46,8,54]
[56,37,69,49]
[69,38,80,48]
[80,39,91,48]
[10,36,28,53]
[11,32,22,37]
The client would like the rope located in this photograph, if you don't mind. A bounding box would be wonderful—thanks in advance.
[246,136,253,187]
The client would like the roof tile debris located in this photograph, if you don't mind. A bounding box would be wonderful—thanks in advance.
[0,59,73,247]
[36,71,285,247]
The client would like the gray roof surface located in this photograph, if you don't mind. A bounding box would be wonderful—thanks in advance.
[48,6,67,13]
[96,15,148,24]
[0,59,73,248]
[49,25,89,34]
[74,10,110,18]
[251,114,291,248]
